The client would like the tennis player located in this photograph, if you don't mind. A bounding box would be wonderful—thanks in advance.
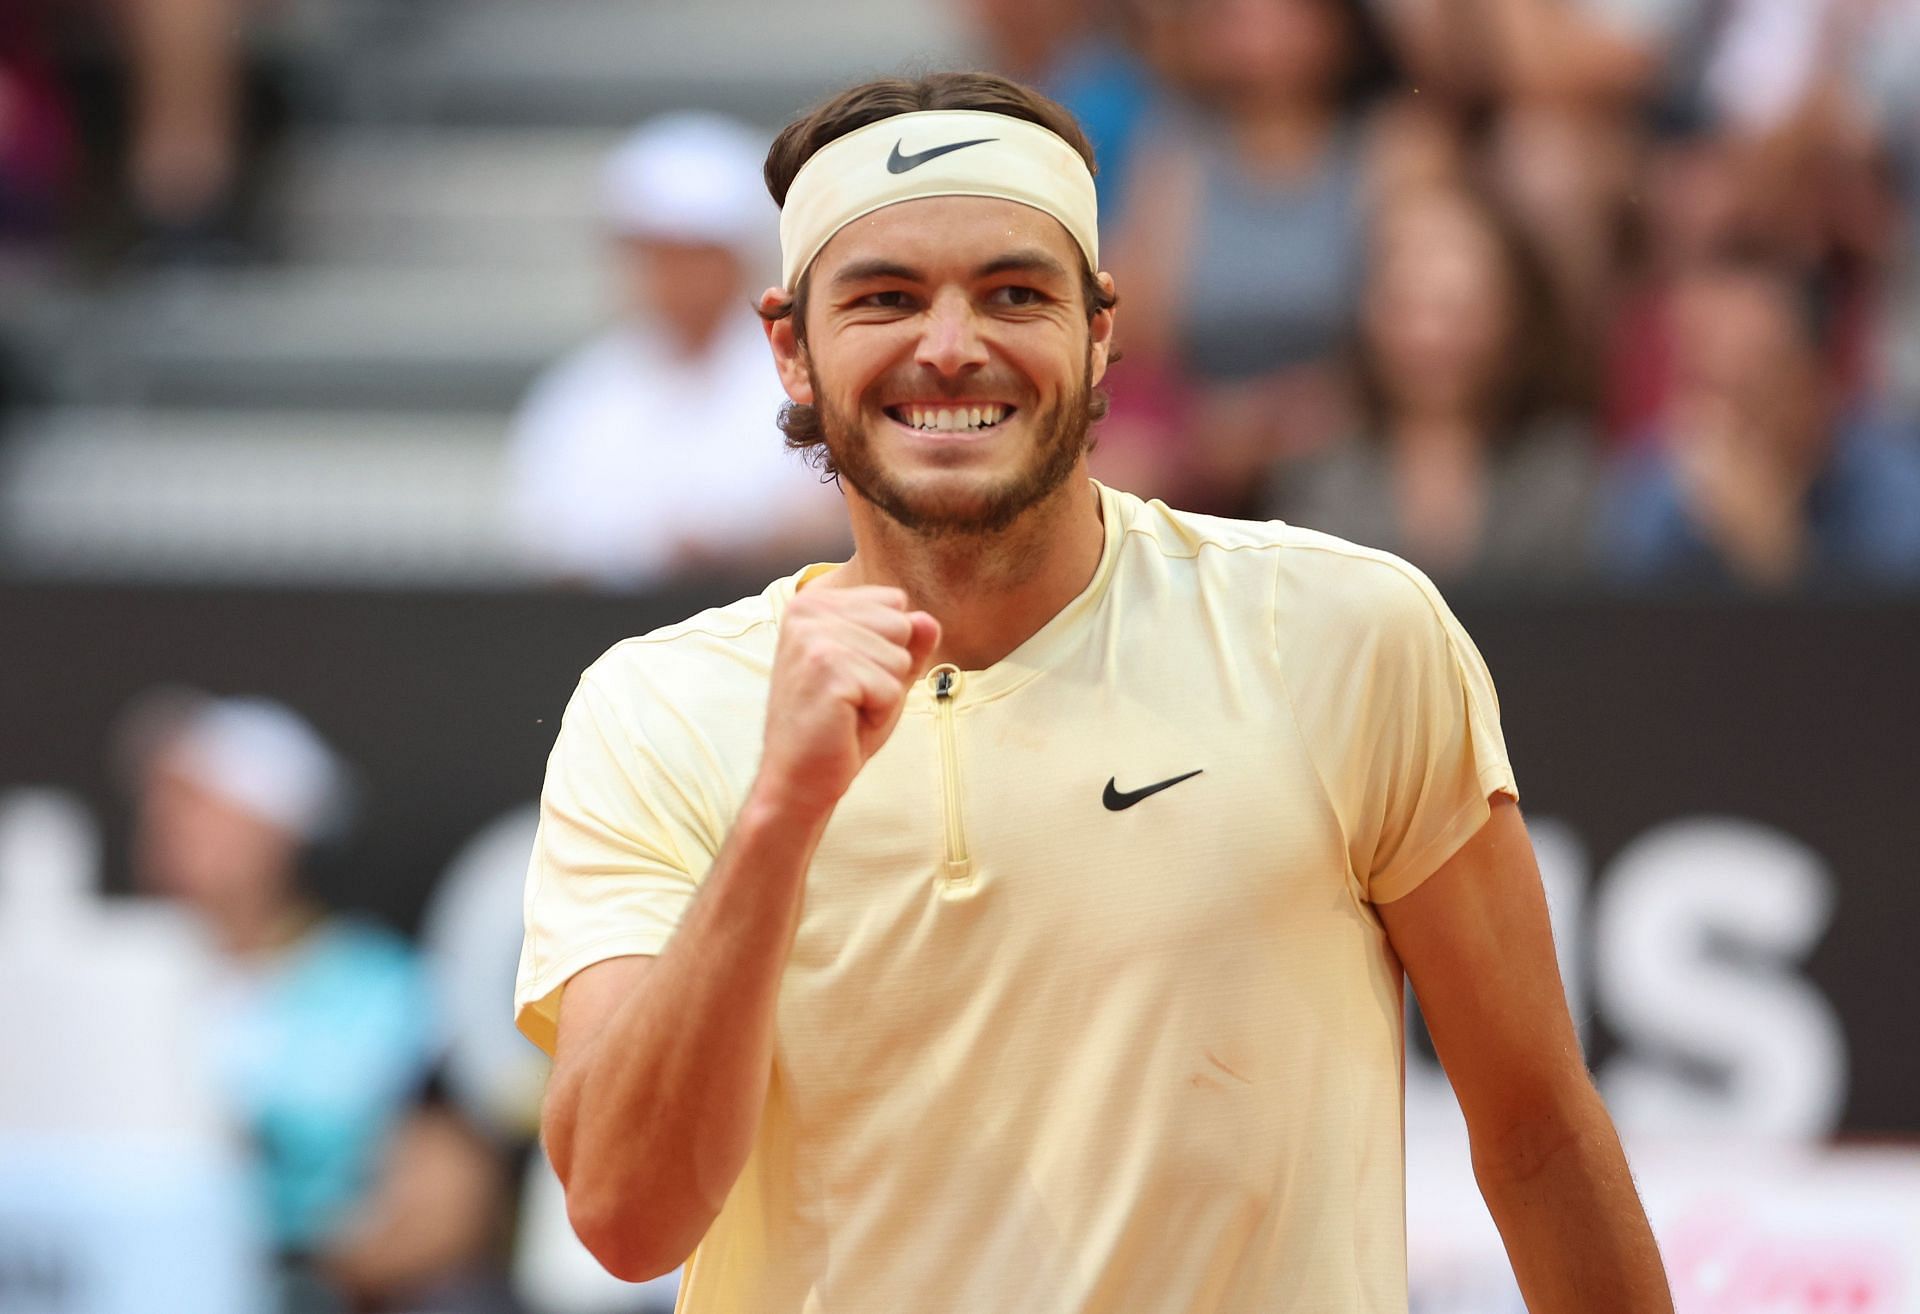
[514,71,1672,1312]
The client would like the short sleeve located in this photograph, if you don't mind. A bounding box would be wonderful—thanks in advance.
[1277,543,1518,905]
[1357,572,1517,902]
[513,672,706,1056]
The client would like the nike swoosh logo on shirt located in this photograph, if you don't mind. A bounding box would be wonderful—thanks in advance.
[886,137,999,173]
[1102,769,1204,811]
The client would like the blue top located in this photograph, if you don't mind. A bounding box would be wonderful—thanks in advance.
[211,917,437,1251]
[1041,35,1162,229]
[1596,409,1920,590]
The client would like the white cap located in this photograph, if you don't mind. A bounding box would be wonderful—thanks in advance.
[600,111,776,254]
[125,689,354,844]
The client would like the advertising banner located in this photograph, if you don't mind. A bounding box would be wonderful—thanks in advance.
[2,583,1915,1142]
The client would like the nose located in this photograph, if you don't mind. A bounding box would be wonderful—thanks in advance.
[914,288,990,379]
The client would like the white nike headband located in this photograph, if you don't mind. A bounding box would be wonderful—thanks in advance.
[778,109,1099,292]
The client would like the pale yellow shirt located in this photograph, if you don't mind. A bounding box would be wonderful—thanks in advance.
[516,481,1517,1313]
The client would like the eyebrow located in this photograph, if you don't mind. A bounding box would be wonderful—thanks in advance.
[829,258,923,289]
[827,248,1075,290]
[975,250,1073,283]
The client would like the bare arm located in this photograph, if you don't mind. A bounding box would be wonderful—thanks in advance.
[1379,798,1672,1312]
[1473,0,1662,103]
[539,587,939,1281]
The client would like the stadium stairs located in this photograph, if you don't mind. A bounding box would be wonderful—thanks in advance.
[1,0,970,586]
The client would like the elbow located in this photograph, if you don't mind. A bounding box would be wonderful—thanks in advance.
[1468,1078,1615,1190]
[565,1177,708,1284]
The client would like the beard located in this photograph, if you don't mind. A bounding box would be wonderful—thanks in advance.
[811,354,1095,538]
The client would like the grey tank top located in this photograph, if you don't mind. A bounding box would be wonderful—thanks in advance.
[1174,121,1369,381]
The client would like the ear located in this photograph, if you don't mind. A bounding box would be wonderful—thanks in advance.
[1088,270,1117,388]
[759,287,815,405]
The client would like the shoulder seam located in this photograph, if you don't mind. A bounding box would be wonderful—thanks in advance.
[1118,516,1430,569]
[605,612,778,653]
[1115,520,1293,561]
[1267,528,1461,634]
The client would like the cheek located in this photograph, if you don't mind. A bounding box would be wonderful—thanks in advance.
[820,336,910,409]
[997,325,1085,393]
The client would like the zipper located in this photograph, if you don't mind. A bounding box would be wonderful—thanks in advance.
[928,664,972,886]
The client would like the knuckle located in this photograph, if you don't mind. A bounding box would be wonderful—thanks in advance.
[795,645,838,679]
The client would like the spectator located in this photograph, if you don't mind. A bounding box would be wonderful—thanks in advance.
[1266,181,1597,584]
[1597,257,1920,590]
[122,689,439,1313]
[1701,0,1918,412]
[1605,121,1751,444]
[1375,0,1691,363]
[506,112,845,589]
[118,0,244,248]
[961,0,1164,222]
[37,0,256,257]
[1867,2,1920,409]
[1375,0,1685,108]
[318,1075,524,1314]
[1110,0,1400,513]
[1602,0,1908,446]
[0,2,75,239]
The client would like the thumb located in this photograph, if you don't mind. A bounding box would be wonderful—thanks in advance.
[905,611,942,678]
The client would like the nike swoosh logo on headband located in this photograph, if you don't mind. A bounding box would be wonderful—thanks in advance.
[887,137,999,174]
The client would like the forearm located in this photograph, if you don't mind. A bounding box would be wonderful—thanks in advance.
[545,786,830,1277]
[1472,1087,1672,1313]
[1476,0,1657,102]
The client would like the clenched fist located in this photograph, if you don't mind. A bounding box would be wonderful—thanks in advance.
[755,586,941,819]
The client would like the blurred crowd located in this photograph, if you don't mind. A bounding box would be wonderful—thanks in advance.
[0,0,294,263]
[1063,0,1920,591]
[7,0,1920,591]
[4,4,1920,1312]
[4,688,676,1314]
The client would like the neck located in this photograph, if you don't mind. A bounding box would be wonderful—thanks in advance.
[1390,411,1484,452]
[834,475,1105,670]
[207,888,312,960]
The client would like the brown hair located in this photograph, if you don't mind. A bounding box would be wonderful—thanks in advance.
[1353,181,1583,446]
[759,72,1118,470]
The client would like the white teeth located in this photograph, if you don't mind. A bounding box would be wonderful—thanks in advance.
[895,405,1009,431]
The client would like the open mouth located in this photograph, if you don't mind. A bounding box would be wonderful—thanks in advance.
[883,403,1016,434]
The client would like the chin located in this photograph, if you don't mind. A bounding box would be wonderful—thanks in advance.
[816,383,1093,538]
[894,467,1036,525]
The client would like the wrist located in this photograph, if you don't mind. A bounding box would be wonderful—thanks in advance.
[741,770,841,838]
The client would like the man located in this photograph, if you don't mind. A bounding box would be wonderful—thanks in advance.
[124,690,440,1306]
[506,111,844,588]
[515,72,1672,1311]
[1600,255,1920,590]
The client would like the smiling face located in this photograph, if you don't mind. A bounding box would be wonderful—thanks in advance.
[765,195,1114,537]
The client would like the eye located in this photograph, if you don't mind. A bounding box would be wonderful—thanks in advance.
[856,290,912,310]
[991,285,1046,307]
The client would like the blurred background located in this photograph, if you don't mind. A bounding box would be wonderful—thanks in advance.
[2,0,1918,1311]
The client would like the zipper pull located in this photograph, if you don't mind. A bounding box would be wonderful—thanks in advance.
[930,664,960,700]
